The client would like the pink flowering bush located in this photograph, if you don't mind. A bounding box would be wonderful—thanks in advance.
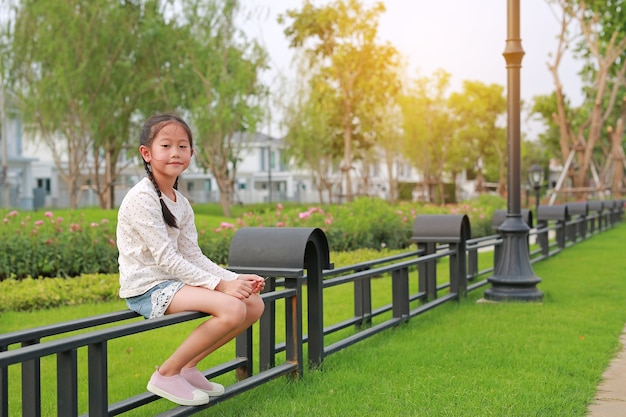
[0,210,118,280]
[195,195,505,263]
[0,195,504,281]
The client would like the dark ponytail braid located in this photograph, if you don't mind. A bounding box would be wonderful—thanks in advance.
[143,160,179,228]
[139,113,194,229]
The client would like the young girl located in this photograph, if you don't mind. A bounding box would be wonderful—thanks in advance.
[117,113,265,406]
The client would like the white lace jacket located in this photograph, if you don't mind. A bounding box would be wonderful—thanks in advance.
[117,177,237,298]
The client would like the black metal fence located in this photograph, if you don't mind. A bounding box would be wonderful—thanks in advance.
[1,200,624,417]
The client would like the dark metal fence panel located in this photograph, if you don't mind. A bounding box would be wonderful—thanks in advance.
[588,201,604,234]
[566,202,589,241]
[0,211,620,417]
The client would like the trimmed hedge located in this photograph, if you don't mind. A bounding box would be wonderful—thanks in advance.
[0,248,409,312]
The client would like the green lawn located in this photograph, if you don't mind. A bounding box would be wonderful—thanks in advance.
[2,223,625,416]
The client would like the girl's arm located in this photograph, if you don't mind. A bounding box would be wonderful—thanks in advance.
[177,203,238,282]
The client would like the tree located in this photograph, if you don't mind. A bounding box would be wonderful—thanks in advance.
[400,69,456,204]
[281,62,342,204]
[449,80,507,196]
[543,0,626,200]
[170,0,268,216]
[279,0,401,202]
[8,0,174,208]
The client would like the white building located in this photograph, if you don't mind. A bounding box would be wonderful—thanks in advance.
[9,118,453,209]
[0,104,38,210]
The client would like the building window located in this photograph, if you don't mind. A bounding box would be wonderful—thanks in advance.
[261,147,277,171]
[36,178,51,195]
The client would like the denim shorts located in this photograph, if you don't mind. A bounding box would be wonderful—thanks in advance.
[125,280,184,319]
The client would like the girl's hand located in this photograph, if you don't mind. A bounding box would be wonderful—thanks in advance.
[215,275,264,298]
[238,274,265,294]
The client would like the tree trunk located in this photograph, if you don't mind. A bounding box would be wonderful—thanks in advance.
[216,176,233,217]
[342,112,353,203]
[610,118,625,198]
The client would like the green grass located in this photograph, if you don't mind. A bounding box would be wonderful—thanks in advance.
[2,224,625,416]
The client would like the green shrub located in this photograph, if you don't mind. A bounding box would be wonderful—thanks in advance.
[0,273,119,312]
[0,248,406,312]
[0,196,505,280]
[323,197,412,252]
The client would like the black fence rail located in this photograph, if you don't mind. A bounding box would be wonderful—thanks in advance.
[1,200,624,417]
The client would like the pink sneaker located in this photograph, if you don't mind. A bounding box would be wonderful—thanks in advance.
[147,369,210,406]
[181,367,225,397]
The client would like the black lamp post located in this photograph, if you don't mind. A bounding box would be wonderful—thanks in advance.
[528,164,544,215]
[483,0,543,302]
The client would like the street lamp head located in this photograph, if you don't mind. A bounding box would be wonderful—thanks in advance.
[528,164,544,188]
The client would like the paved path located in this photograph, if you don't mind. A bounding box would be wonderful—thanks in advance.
[587,325,626,417]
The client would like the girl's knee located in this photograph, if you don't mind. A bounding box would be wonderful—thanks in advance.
[247,295,265,320]
[221,301,248,327]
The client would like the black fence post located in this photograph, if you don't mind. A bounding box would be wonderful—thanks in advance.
[416,241,437,300]
[566,202,589,241]
[0,347,7,417]
[57,349,78,417]
[353,267,372,329]
[235,326,254,380]
[283,275,303,378]
[258,278,276,372]
[228,227,331,371]
[412,214,471,300]
[588,201,603,234]
[392,268,410,322]
[537,205,569,251]
[88,342,108,417]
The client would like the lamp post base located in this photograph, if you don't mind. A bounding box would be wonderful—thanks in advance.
[484,215,543,302]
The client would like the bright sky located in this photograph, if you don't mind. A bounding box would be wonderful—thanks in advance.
[243,0,583,138]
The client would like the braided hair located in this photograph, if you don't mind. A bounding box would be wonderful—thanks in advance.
[139,113,193,229]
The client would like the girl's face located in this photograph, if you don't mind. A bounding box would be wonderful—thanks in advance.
[140,122,194,182]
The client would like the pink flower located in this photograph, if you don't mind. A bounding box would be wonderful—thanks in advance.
[7,210,18,217]
[90,222,99,228]
[44,211,54,218]
[299,212,310,219]
[34,220,44,226]
[324,218,332,225]
[220,222,235,229]
[276,222,285,227]
[277,203,283,210]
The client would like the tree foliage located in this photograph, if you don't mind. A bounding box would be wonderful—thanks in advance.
[449,80,507,195]
[279,0,401,202]
[533,0,626,200]
[9,0,174,208]
[154,0,268,216]
[3,0,268,214]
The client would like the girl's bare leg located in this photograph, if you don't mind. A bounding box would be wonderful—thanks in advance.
[184,295,264,368]
[157,286,264,376]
